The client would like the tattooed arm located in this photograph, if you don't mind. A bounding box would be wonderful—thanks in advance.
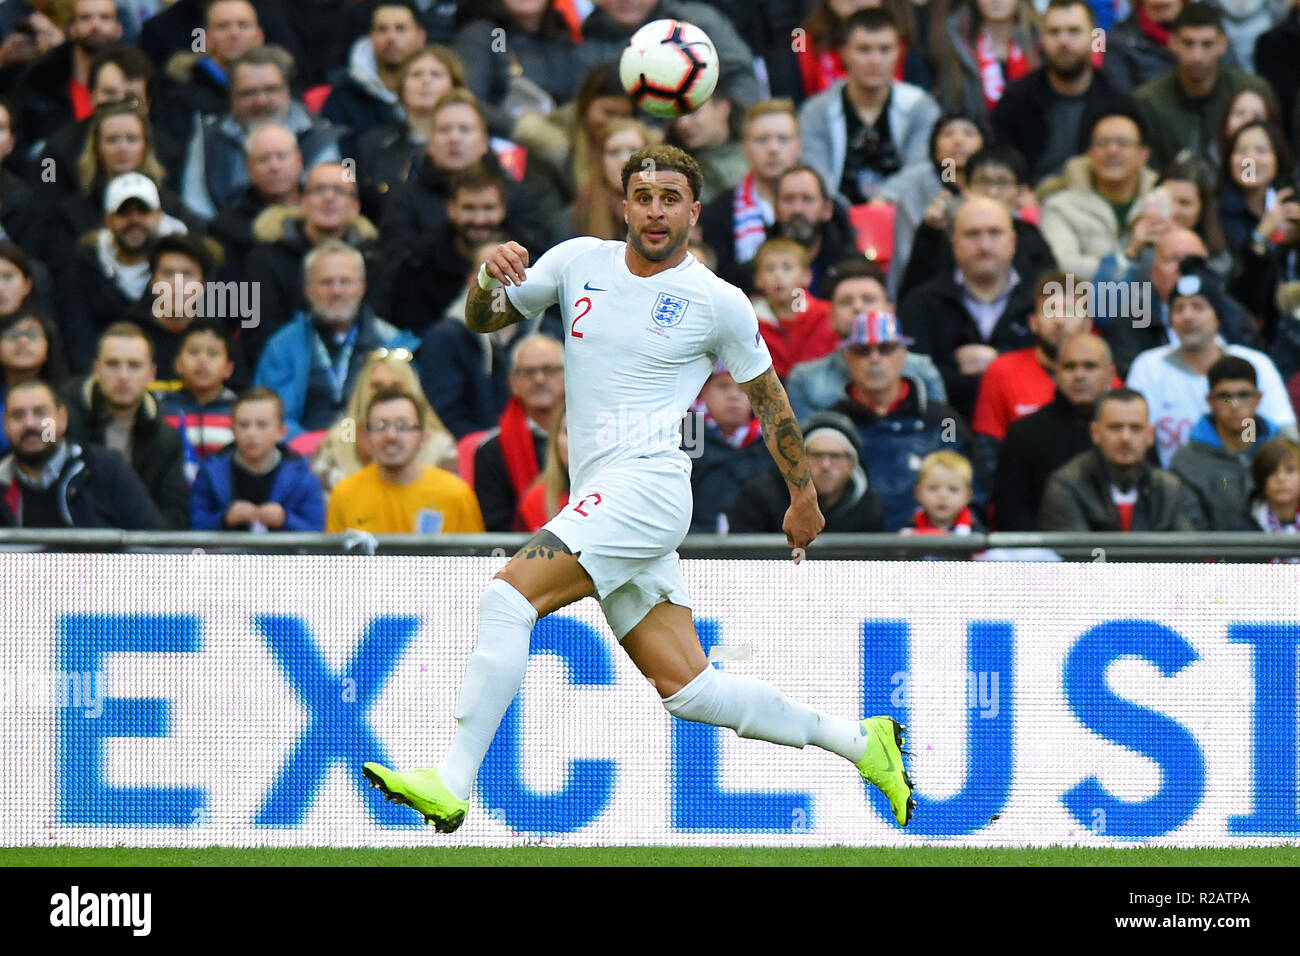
[737,365,826,551]
[465,241,532,333]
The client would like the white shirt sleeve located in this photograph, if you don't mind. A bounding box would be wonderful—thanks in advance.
[1124,352,1158,420]
[504,237,604,319]
[711,282,773,384]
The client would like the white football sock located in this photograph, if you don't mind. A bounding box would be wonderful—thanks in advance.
[662,666,867,763]
[438,578,536,800]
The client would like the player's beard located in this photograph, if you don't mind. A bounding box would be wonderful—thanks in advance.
[628,220,688,262]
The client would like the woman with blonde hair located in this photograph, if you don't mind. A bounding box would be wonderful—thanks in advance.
[515,404,568,533]
[356,45,468,211]
[568,117,659,240]
[313,348,458,493]
[42,100,192,261]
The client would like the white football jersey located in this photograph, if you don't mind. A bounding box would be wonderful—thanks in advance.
[506,237,772,492]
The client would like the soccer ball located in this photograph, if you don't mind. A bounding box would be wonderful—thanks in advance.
[619,19,720,119]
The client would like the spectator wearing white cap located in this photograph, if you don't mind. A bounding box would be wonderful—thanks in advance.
[728,409,885,533]
[56,171,189,373]
[831,309,988,530]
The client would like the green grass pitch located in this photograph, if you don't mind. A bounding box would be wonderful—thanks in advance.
[3,847,1297,867]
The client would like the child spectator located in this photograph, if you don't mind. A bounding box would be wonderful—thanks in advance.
[902,450,983,535]
[516,406,569,533]
[156,318,238,484]
[191,387,326,531]
[749,238,832,379]
[1248,437,1300,533]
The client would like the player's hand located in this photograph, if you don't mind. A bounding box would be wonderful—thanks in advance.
[783,486,825,561]
[483,241,530,286]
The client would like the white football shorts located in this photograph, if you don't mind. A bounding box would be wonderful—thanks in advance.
[543,455,693,640]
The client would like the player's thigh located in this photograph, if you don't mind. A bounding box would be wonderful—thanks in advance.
[496,529,597,617]
[620,600,709,699]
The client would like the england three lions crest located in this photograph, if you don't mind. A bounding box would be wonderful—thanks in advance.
[651,293,690,328]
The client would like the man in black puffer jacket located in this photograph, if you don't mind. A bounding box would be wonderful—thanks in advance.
[0,379,163,529]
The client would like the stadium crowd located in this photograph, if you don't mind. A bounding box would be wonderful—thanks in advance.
[1,0,1300,536]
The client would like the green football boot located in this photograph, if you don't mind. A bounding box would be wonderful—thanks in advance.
[362,762,469,832]
[856,716,916,826]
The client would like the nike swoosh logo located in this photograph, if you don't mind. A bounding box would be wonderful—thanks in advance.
[583,282,607,291]
[877,729,897,773]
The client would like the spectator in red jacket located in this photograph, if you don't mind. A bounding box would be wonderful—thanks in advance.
[972,268,1095,444]
[750,238,833,378]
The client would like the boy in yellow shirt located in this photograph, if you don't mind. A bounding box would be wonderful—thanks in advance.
[327,388,485,534]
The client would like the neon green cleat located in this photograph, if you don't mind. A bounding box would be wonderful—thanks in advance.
[362,762,469,832]
[856,716,916,826]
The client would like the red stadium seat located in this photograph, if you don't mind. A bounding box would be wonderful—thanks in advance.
[289,429,328,457]
[302,84,332,115]
[457,430,490,485]
[848,202,894,274]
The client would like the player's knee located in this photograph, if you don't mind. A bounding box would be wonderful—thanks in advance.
[479,578,538,630]
[661,665,718,721]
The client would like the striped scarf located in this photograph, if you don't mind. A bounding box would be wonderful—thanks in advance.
[732,173,769,264]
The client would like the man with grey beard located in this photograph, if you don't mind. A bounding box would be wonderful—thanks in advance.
[253,239,416,436]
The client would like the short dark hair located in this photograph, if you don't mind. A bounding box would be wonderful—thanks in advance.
[824,258,889,302]
[1084,109,1147,151]
[178,317,233,357]
[367,387,426,431]
[148,233,214,280]
[89,44,157,103]
[777,162,831,200]
[97,321,153,362]
[1251,437,1300,500]
[1207,355,1257,391]
[621,144,704,203]
[1094,386,1149,421]
[233,386,284,423]
[965,144,1029,186]
[449,165,505,202]
[5,377,60,408]
[1045,0,1096,24]
[372,0,421,23]
[841,8,900,42]
[1172,1,1224,32]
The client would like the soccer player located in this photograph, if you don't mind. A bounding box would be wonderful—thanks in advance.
[363,144,915,831]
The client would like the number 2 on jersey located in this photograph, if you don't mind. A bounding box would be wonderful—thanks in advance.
[571,297,592,338]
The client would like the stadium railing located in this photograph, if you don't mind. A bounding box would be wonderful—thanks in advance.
[2,530,1300,561]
